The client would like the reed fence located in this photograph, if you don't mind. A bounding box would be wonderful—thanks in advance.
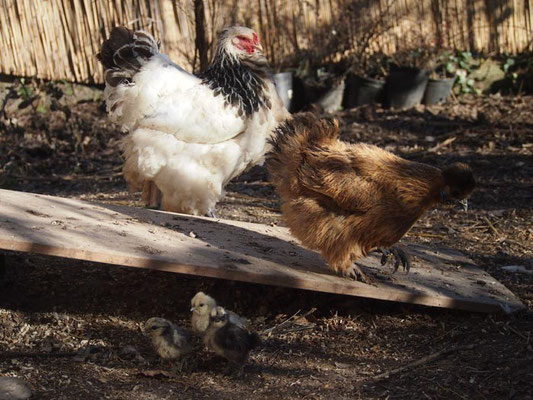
[0,0,531,83]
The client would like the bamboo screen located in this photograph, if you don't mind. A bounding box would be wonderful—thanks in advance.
[0,0,531,84]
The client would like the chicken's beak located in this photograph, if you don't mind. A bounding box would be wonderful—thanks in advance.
[458,199,469,212]
[190,307,196,312]
[254,43,264,53]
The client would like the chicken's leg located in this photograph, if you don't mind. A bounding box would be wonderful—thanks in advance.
[379,246,411,273]
[142,180,162,209]
[344,264,374,284]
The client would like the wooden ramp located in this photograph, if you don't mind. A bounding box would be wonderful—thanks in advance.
[0,189,524,313]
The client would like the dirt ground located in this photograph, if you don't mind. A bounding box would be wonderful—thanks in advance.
[0,82,532,399]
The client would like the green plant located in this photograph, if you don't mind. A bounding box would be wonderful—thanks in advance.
[454,69,477,94]
[495,51,533,94]
[17,78,33,101]
[502,54,518,83]
[443,51,481,94]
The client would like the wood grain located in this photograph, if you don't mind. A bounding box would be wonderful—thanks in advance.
[0,189,524,313]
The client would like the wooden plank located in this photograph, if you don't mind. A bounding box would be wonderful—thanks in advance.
[0,189,524,314]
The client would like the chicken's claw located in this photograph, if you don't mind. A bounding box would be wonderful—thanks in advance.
[344,264,374,284]
[380,246,411,273]
[224,362,245,377]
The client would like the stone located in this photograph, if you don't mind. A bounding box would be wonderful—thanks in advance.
[469,59,505,93]
[0,377,31,400]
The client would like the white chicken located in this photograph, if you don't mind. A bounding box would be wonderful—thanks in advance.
[98,26,288,216]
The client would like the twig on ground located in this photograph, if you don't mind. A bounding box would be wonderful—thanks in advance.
[261,309,301,335]
[8,171,122,182]
[407,232,447,239]
[226,192,280,212]
[261,308,317,335]
[500,238,530,250]
[506,325,529,341]
[369,344,478,382]
[505,325,532,351]
[483,216,502,237]
[0,351,76,359]
[437,382,469,400]
[428,136,456,153]
[278,325,316,334]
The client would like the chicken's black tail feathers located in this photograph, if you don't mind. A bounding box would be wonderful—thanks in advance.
[97,27,159,87]
[248,332,261,350]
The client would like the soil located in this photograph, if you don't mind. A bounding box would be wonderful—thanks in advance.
[0,81,532,399]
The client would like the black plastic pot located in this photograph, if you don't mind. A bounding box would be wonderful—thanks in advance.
[273,71,293,111]
[385,66,429,109]
[423,77,455,105]
[343,74,385,108]
[291,75,345,113]
[317,78,345,112]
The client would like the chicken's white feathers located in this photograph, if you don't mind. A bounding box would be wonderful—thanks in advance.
[104,55,247,144]
[100,27,288,215]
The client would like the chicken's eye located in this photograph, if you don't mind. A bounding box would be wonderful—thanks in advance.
[199,303,204,307]
[150,326,159,330]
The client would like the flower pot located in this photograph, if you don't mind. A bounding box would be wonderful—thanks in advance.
[317,78,345,112]
[423,77,455,105]
[343,74,385,108]
[385,66,429,109]
[295,75,345,113]
[273,71,293,111]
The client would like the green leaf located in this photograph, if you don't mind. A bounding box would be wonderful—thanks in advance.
[64,85,74,96]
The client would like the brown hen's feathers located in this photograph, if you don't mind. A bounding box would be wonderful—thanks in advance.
[266,113,475,277]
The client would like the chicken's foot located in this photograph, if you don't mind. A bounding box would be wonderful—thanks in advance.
[379,246,411,273]
[344,264,374,284]
[174,357,189,373]
[224,362,245,377]
[142,181,162,209]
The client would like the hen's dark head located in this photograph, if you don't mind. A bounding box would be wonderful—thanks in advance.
[440,162,476,209]
[217,26,266,65]
[201,26,271,116]
[209,306,228,328]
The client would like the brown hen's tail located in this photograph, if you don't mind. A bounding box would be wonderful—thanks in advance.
[266,112,339,192]
[97,27,159,87]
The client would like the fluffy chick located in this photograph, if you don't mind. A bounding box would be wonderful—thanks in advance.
[266,113,475,283]
[143,317,193,369]
[204,306,260,374]
[190,291,247,335]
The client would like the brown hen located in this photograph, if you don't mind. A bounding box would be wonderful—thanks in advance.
[266,113,475,283]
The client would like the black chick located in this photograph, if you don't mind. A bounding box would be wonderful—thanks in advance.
[204,306,260,375]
